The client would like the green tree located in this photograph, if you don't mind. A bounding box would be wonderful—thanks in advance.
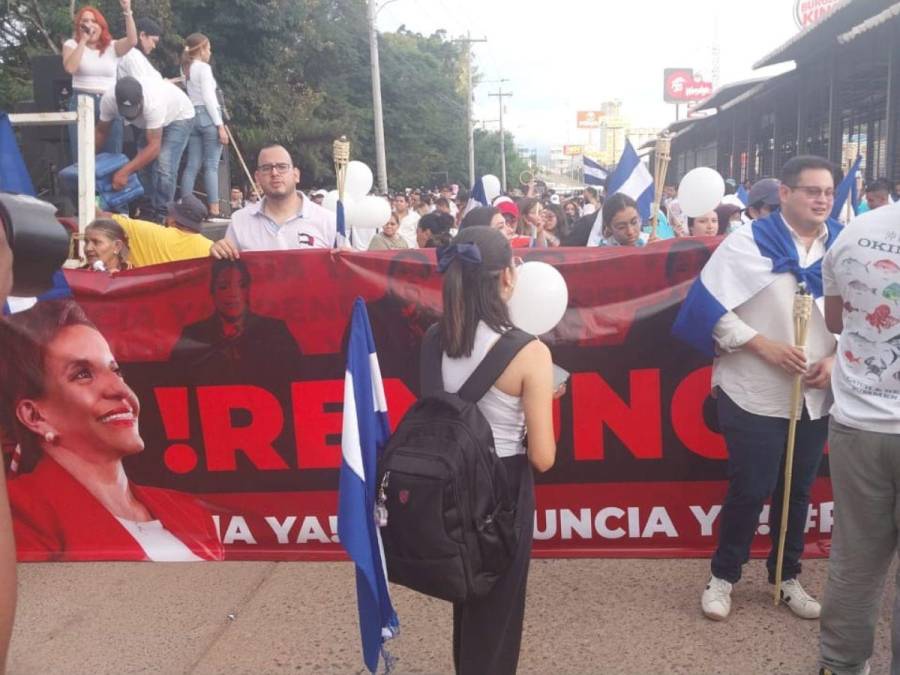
[1,0,531,193]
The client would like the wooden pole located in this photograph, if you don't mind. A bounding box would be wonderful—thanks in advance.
[773,285,813,605]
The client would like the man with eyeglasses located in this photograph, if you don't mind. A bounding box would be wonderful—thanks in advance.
[674,155,842,623]
[210,144,336,259]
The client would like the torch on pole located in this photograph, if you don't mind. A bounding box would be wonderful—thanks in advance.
[773,283,814,606]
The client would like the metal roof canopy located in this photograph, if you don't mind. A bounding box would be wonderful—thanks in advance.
[838,1,900,43]
[753,0,892,69]
[719,70,797,112]
[693,77,768,112]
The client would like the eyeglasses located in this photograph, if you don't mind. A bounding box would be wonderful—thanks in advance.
[258,162,293,174]
[787,185,835,199]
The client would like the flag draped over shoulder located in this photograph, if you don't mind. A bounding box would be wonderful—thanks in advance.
[672,211,843,357]
[831,155,862,220]
[583,156,608,186]
[587,140,653,246]
[338,298,399,673]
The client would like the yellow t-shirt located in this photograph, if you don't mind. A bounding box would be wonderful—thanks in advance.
[111,215,212,268]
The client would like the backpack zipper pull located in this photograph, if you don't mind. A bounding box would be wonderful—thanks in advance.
[374,471,389,527]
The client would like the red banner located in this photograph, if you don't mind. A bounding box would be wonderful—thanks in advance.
[2,241,833,561]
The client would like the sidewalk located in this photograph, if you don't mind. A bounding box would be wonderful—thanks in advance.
[8,558,892,674]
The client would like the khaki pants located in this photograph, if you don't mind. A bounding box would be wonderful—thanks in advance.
[820,420,900,675]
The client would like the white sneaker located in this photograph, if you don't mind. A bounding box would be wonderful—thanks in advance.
[780,578,820,619]
[701,575,733,620]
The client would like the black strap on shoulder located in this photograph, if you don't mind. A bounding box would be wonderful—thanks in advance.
[457,328,534,403]
[420,323,444,396]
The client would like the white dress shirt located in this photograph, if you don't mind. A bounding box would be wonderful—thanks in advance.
[711,218,837,420]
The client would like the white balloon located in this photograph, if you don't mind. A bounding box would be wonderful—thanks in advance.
[345,161,374,199]
[350,194,391,230]
[678,167,725,218]
[507,262,569,336]
[321,189,340,212]
[482,174,501,202]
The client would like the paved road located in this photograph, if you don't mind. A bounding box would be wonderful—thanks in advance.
[7,558,893,674]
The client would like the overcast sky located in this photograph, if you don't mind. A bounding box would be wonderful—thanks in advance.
[377,0,802,151]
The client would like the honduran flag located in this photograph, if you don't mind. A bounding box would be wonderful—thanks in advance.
[462,175,489,217]
[2,270,72,316]
[671,211,843,357]
[587,140,654,246]
[583,155,608,186]
[831,155,862,220]
[338,298,399,673]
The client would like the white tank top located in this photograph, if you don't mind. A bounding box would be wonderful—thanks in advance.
[442,321,526,458]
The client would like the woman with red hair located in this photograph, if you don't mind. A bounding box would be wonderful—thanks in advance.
[62,0,137,161]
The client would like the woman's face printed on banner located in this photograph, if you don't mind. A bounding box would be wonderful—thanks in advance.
[20,324,143,460]
[212,267,249,323]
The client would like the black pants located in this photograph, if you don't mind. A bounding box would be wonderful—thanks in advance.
[710,391,828,584]
[453,455,535,675]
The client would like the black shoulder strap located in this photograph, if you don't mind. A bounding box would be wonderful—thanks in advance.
[420,323,444,396]
[457,328,534,403]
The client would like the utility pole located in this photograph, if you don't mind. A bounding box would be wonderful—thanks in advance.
[454,33,487,190]
[489,82,511,192]
[366,0,388,193]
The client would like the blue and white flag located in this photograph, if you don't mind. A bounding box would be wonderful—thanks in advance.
[338,298,399,674]
[583,156,608,186]
[336,198,352,249]
[0,112,35,195]
[587,140,654,246]
[831,155,862,220]
[736,184,749,207]
[3,270,72,316]
[462,175,489,217]
[672,211,842,357]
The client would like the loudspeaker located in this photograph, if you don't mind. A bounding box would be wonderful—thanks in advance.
[31,55,72,112]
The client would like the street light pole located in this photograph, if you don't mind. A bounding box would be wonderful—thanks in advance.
[366,0,388,193]
[489,83,511,192]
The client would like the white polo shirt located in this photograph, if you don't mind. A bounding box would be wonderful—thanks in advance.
[225,192,337,251]
[99,79,194,130]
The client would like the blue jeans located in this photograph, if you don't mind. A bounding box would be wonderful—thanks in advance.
[144,118,193,220]
[710,390,828,584]
[67,90,122,164]
[180,106,223,209]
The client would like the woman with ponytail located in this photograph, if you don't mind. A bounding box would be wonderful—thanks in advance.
[435,226,560,674]
[179,33,229,217]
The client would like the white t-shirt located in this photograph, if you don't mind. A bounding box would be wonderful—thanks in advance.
[226,192,337,251]
[184,60,223,127]
[117,48,162,83]
[99,79,195,129]
[822,201,900,433]
[397,211,420,248]
[64,39,118,93]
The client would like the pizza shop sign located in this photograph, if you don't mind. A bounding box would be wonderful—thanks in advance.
[794,0,841,30]
[663,69,714,104]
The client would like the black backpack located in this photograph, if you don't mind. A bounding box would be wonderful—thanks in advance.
[376,323,534,603]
